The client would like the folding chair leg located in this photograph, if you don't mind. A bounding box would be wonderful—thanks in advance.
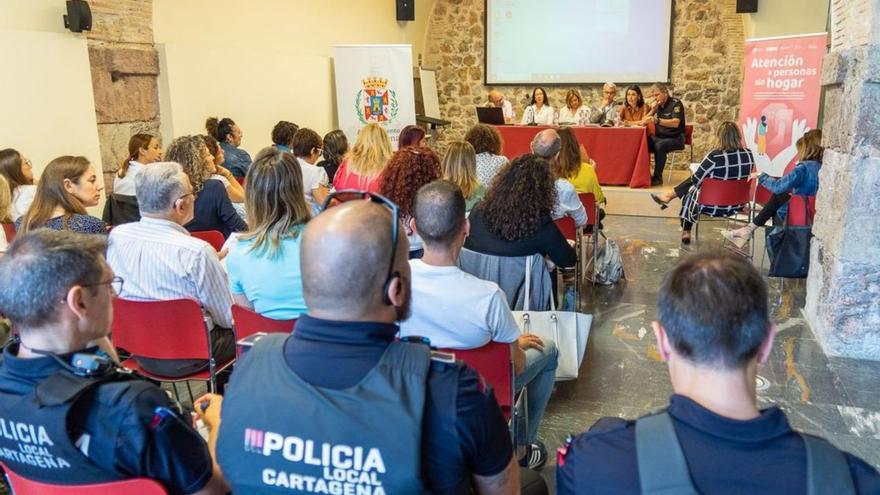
[170,382,181,404]
[185,381,195,406]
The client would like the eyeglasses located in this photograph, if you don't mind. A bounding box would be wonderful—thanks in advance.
[178,191,196,202]
[322,190,399,304]
[82,276,124,296]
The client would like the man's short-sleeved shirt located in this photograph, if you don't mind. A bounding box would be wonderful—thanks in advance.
[399,260,521,349]
[556,394,880,495]
[655,97,685,139]
[0,344,214,495]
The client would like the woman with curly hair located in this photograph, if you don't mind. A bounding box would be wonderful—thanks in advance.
[165,135,247,238]
[334,124,392,193]
[464,124,508,187]
[465,154,576,268]
[379,147,441,258]
[271,120,299,152]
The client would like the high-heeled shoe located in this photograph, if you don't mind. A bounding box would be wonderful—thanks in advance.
[650,193,669,210]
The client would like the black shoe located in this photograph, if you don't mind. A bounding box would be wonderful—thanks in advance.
[651,177,663,187]
[519,441,548,470]
[650,193,669,210]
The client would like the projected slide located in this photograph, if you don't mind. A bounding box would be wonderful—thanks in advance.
[486,0,673,84]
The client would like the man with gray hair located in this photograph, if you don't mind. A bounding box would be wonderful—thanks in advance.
[107,161,235,378]
[591,82,620,125]
[530,130,587,227]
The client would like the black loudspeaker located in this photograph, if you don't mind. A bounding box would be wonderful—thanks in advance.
[736,0,758,13]
[396,0,415,21]
[63,0,92,32]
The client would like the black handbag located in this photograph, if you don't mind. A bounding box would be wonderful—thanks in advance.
[766,196,813,278]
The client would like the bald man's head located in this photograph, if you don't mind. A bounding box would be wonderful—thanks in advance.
[531,129,561,159]
[488,90,504,106]
[301,200,410,320]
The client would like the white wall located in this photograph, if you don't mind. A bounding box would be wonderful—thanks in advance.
[744,0,829,39]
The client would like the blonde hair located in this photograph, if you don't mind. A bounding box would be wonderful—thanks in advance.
[345,124,392,178]
[716,121,743,151]
[797,130,824,162]
[0,175,11,223]
[565,89,583,110]
[442,141,479,199]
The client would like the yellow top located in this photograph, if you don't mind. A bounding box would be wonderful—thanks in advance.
[567,161,605,204]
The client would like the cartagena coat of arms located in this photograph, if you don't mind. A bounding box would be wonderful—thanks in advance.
[355,77,399,124]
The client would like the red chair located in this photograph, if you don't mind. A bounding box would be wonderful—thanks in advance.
[2,223,15,244]
[786,194,817,227]
[753,182,773,206]
[190,230,225,251]
[232,304,296,341]
[235,177,245,186]
[111,298,234,395]
[554,216,577,242]
[0,461,168,494]
[694,177,753,241]
[441,343,515,422]
[666,124,694,182]
[578,193,604,283]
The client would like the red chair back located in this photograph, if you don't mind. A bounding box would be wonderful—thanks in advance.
[2,223,15,244]
[554,216,577,241]
[235,177,245,186]
[698,178,752,207]
[0,461,168,494]
[684,124,693,146]
[112,299,211,361]
[441,342,513,420]
[190,230,224,251]
[786,195,816,226]
[753,183,773,206]
[577,193,597,227]
[232,304,296,341]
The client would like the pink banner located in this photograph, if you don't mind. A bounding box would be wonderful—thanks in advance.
[739,33,826,177]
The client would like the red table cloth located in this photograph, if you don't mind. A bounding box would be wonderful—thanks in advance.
[495,125,652,188]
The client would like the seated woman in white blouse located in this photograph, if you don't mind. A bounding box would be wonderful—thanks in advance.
[521,87,556,126]
[556,89,594,126]
[112,133,162,196]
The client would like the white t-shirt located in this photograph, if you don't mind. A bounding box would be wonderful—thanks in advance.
[11,184,36,221]
[521,105,556,125]
[556,106,594,126]
[297,157,329,211]
[112,161,145,196]
[553,178,588,227]
[399,260,521,349]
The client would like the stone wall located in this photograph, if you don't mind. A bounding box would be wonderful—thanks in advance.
[805,0,880,360]
[423,0,744,160]
[85,0,159,193]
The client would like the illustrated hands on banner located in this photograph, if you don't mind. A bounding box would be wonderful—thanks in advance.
[742,117,809,177]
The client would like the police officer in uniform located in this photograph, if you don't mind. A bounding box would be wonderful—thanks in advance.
[206,195,533,494]
[647,82,686,186]
[556,252,880,495]
[0,229,228,495]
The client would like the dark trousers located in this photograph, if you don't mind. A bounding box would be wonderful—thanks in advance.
[754,193,791,226]
[648,135,685,181]
[135,326,235,378]
[519,467,549,495]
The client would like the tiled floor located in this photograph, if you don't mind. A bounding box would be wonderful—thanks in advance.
[537,214,880,490]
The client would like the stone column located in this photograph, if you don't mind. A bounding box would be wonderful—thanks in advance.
[805,0,880,360]
[85,0,160,194]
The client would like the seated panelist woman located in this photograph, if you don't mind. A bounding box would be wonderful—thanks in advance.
[521,87,555,126]
[619,85,650,126]
[556,89,594,126]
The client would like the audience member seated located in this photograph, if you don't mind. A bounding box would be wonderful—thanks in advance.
[465,154,577,269]
[202,134,246,204]
[204,198,528,495]
[442,140,486,211]
[650,121,753,244]
[0,176,10,254]
[556,89,594,126]
[270,120,298,153]
[206,116,251,179]
[113,133,162,196]
[557,251,880,494]
[521,87,555,126]
[380,147,442,258]
[400,180,558,469]
[618,84,650,126]
[0,148,36,221]
[399,124,427,149]
[16,155,106,235]
[531,129,587,228]
[108,162,235,378]
[165,135,247,239]
[556,127,606,226]
[486,89,515,124]
[466,123,509,187]
[291,128,331,213]
[646,82,687,186]
[590,82,620,126]
[333,123,392,193]
[316,129,348,183]
[724,129,823,248]
[0,229,228,494]
[225,148,310,320]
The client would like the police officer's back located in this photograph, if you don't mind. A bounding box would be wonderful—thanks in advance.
[211,199,522,494]
[557,252,880,495]
[0,230,228,495]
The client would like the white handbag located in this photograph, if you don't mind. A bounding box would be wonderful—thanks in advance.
[512,255,592,381]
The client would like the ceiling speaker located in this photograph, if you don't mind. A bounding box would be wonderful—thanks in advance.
[63,0,92,32]
[397,0,415,21]
[736,0,758,13]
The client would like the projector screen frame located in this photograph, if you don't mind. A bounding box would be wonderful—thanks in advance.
[482,0,676,86]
